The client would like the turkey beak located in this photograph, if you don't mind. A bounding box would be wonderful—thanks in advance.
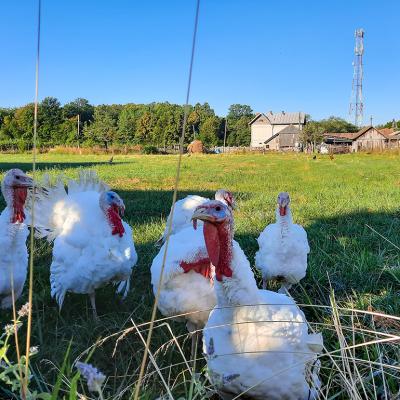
[192,206,212,229]
[119,203,125,217]
[20,175,34,187]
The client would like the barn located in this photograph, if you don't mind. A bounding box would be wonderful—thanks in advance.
[249,111,306,149]
[323,126,399,152]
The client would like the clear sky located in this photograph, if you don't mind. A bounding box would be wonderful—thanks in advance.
[1,1,399,124]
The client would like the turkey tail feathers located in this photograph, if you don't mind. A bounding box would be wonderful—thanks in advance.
[27,170,108,242]
[68,170,109,194]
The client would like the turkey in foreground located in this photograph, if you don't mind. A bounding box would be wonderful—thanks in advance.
[0,169,33,308]
[29,171,138,318]
[255,192,310,292]
[193,200,323,400]
[151,190,236,356]
[156,189,235,246]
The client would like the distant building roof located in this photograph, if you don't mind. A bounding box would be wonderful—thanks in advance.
[390,130,400,138]
[379,128,394,136]
[266,111,305,125]
[323,132,355,140]
[263,124,300,147]
[249,111,306,126]
[277,124,301,135]
[324,126,392,143]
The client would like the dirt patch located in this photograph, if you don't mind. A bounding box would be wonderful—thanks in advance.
[111,178,141,187]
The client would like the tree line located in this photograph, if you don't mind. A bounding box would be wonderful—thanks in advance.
[0,98,254,150]
[1,98,396,151]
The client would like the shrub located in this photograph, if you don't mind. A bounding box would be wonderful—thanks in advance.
[141,145,159,154]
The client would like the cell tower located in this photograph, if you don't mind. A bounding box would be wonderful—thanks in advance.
[349,29,364,127]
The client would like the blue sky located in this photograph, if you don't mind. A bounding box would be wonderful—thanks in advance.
[1,0,399,124]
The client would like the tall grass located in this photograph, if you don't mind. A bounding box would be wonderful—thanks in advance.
[0,152,399,398]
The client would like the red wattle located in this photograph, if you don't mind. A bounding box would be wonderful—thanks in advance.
[180,257,213,281]
[12,187,27,223]
[203,222,233,282]
[107,205,125,237]
[203,223,220,267]
[279,206,287,216]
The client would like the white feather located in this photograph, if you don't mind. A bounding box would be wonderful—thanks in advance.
[151,225,217,328]
[0,208,29,309]
[158,195,209,244]
[31,171,137,308]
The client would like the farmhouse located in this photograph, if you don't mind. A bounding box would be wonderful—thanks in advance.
[323,126,400,152]
[249,111,306,150]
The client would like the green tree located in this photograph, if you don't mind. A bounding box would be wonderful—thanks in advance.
[226,104,253,146]
[379,119,400,130]
[187,109,200,139]
[227,116,252,146]
[318,116,358,133]
[83,105,120,148]
[63,98,94,123]
[299,121,325,150]
[118,104,145,143]
[199,116,220,147]
[136,111,153,143]
[38,97,63,143]
[227,104,253,119]
[14,104,35,141]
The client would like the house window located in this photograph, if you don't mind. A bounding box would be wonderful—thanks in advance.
[266,145,270,149]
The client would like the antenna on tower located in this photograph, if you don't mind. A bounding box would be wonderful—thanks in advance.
[349,28,364,127]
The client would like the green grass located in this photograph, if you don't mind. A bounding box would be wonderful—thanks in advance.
[1,152,400,399]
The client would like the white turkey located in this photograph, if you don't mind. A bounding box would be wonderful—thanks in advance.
[156,189,235,246]
[151,190,236,355]
[0,169,33,309]
[28,171,138,318]
[255,192,310,292]
[192,200,323,400]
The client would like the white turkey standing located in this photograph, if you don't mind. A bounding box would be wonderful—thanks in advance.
[28,171,138,318]
[0,169,33,309]
[151,190,236,355]
[255,192,310,292]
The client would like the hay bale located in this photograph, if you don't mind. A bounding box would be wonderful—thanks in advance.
[187,140,204,154]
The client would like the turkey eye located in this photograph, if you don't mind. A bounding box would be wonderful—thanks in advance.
[216,206,221,211]
[16,176,20,179]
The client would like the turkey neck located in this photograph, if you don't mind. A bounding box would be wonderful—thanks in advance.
[204,219,258,306]
[1,184,27,224]
[276,206,293,239]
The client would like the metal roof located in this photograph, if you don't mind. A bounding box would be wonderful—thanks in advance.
[265,111,305,125]
[277,124,301,135]
[249,111,306,126]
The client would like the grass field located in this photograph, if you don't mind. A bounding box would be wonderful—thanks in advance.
[1,152,400,399]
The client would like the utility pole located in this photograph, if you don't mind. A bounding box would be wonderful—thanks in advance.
[349,29,365,127]
[77,114,81,153]
[223,117,227,153]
